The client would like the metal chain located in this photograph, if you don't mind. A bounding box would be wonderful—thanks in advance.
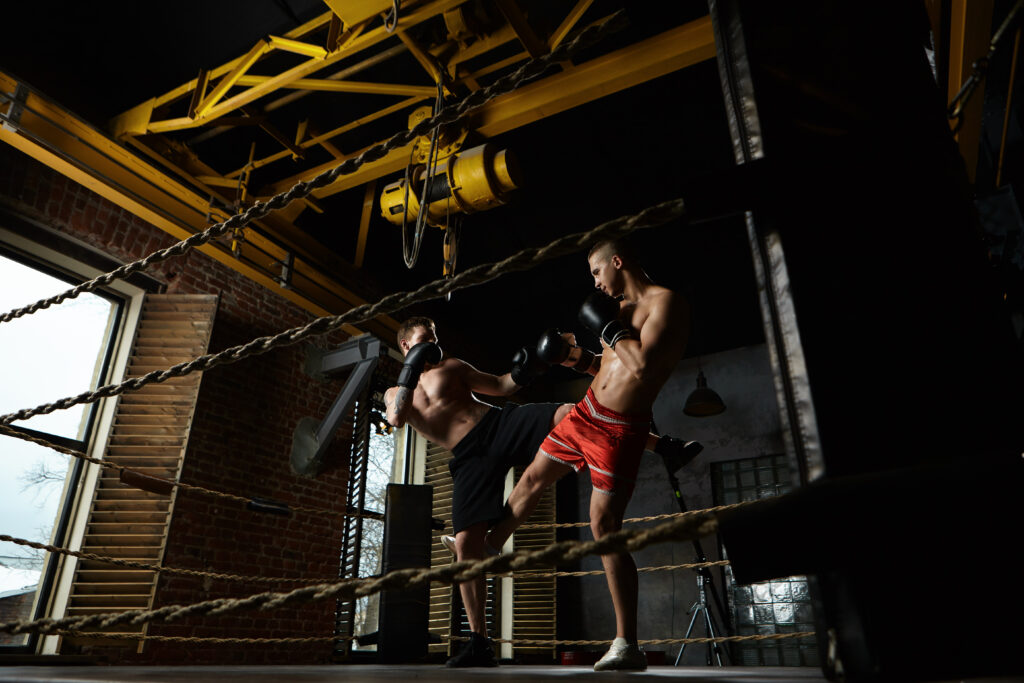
[0,11,627,326]
[0,197,685,426]
[1,506,718,635]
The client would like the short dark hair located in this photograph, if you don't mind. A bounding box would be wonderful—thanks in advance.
[588,238,637,265]
[397,316,436,348]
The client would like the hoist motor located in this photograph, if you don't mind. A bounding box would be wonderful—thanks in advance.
[380,143,520,227]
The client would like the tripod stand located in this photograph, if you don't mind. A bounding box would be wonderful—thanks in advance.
[663,461,730,667]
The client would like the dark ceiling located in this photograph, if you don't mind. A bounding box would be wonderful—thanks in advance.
[11,1,1021,378]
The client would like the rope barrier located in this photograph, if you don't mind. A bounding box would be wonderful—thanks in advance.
[57,630,345,645]
[0,197,685,426]
[490,632,817,647]
[0,502,729,586]
[520,501,758,529]
[0,423,357,519]
[501,560,729,579]
[59,630,815,647]
[0,507,718,636]
[0,533,330,585]
[0,11,627,327]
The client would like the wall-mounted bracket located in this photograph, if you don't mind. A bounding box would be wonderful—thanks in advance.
[291,334,382,476]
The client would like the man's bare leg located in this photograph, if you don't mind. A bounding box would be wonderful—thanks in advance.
[590,488,636,641]
[484,404,573,550]
[453,522,490,636]
[486,450,572,550]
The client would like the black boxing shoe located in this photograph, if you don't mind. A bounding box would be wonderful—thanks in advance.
[446,632,499,668]
[655,436,704,474]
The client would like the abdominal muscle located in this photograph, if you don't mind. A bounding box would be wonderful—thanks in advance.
[589,348,664,415]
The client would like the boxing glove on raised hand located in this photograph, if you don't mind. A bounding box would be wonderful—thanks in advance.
[536,328,571,364]
[510,345,548,386]
[398,341,442,388]
[579,291,632,348]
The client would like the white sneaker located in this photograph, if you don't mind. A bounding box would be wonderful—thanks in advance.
[440,535,500,559]
[593,637,647,671]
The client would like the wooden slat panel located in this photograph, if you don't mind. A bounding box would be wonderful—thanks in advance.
[61,294,217,653]
[511,466,556,658]
[425,441,455,655]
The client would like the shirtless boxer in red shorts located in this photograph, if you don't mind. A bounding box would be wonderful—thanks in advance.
[384,316,699,668]
[485,238,693,671]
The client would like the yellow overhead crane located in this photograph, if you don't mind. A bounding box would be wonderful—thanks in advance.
[2,1,723,335]
[1,0,992,334]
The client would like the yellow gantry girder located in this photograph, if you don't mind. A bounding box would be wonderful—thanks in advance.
[262,16,716,200]
[1,3,715,336]
[0,71,399,341]
[111,0,467,137]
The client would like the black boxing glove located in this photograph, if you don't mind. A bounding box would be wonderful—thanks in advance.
[510,345,548,386]
[537,328,596,374]
[536,328,571,364]
[398,341,442,388]
[578,291,632,348]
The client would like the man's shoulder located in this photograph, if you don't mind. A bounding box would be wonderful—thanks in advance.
[643,285,686,310]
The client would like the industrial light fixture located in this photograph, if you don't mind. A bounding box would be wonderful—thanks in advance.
[683,369,726,417]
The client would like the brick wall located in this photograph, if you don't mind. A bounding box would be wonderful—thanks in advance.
[0,146,358,664]
[0,590,36,645]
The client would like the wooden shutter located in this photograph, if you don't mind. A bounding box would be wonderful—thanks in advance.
[61,294,217,651]
[511,466,556,659]
[424,440,456,654]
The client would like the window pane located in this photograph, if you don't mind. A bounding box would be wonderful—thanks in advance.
[352,428,397,651]
[0,435,72,646]
[0,254,117,439]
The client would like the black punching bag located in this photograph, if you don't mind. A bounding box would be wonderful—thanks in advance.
[377,484,433,663]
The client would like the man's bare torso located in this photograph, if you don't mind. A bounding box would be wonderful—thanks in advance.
[590,286,687,414]
[398,358,493,451]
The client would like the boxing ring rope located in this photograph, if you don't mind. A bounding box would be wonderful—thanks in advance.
[0,529,733,586]
[0,197,685,428]
[0,8,794,656]
[1,510,719,637]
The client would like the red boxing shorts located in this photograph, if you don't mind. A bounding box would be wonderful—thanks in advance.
[540,388,651,497]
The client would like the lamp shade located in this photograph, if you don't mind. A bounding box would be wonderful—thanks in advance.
[683,370,726,417]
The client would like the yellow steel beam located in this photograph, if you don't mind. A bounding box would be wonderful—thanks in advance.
[396,30,446,87]
[266,35,329,59]
[549,0,594,50]
[234,74,436,97]
[948,0,995,183]
[264,15,716,199]
[193,39,273,118]
[228,95,428,179]
[0,72,399,340]
[151,12,334,110]
[494,0,547,59]
[355,180,377,268]
[130,0,467,135]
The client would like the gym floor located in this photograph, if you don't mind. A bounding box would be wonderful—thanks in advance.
[0,665,1018,683]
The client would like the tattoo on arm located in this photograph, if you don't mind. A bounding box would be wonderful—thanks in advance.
[392,387,411,415]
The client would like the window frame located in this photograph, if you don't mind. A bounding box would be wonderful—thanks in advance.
[0,227,147,654]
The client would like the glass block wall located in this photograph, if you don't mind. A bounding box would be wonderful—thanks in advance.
[712,455,820,667]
